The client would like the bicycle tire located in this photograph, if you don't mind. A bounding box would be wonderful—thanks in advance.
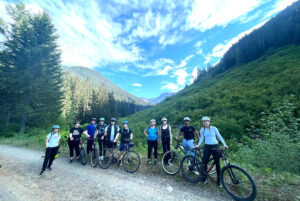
[90,147,99,167]
[98,148,113,169]
[122,150,141,173]
[180,155,204,183]
[80,147,87,165]
[221,164,257,201]
[162,150,182,175]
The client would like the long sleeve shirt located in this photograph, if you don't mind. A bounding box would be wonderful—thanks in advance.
[197,126,226,147]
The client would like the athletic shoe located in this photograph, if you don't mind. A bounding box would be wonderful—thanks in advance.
[147,159,151,164]
[39,170,44,175]
[69,159,73,163]
[46,167,51,171]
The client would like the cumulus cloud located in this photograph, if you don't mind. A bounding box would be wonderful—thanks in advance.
[132,83,142,87]
[161,82,180,92]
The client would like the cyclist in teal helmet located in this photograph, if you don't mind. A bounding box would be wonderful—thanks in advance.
[40,125,61,175]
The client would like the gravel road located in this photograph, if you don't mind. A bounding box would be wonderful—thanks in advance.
[0,145,232,201]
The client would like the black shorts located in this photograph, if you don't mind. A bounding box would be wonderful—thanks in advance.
[106,140,117,149]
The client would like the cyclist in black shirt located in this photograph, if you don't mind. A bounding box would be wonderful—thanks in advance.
[176,117,199,157]
[94,117,107,157]
[160,117,172,164]
[68,121,84,163]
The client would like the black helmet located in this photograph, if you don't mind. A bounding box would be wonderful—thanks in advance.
[111,117,116,122]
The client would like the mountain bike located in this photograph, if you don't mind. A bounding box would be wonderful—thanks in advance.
[161,140,216,176]
[79,138,88,165]
[181,149,257,201]
[90,138,99,167]
[99,142,141,173]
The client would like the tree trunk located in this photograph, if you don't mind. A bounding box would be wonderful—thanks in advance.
[19,113,27,133]
[6,107,11,127]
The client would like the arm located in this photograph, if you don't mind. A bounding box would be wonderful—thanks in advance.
[45,137,49,148]
[176,131,183,140]
[144,128,148,137]
[130,133,133,140]
[114,133,120,142]
[215,128,228,148]
[94,129,98,139]
[195,130,200,141]
[169,126,172,144]
[84,130,90,138]
[197,130,204,147]
[69,133,73,140]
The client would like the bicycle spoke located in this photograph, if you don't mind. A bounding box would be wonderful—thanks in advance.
[162,150,181,175]
[122,151,140,173]
[181,155,203,183]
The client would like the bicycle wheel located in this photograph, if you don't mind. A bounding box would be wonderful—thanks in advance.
[80,147,87,165]
[90,147,99,167]
[98,148,113,169]
[122,150,141,173]
[180,155,204,183]
[221,164,257,201]
[162,150,182,175]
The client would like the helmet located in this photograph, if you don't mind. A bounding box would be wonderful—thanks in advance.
[123,120,129,124]
[150,119,156,123]
[92,118,97,121]
[202,116,210,121]
[111,117,117,122]
[52,125,60,129]
[162,117,167,121]
[99,117,105,121]
[183,117,191,121]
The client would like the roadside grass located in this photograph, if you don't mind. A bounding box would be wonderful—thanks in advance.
[0,133,299,201]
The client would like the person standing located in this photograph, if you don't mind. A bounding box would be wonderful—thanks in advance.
[68,121,84,163]
[103,118,119,153]
[160,118,172,164]
[196,116,228,186]
[84,118,97,155]
[40,125,61,175]
[144,119,159,165]
[95,117,107,157]
[176,117,200,157]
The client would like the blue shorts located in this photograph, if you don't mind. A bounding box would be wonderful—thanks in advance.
[120,142,130,151]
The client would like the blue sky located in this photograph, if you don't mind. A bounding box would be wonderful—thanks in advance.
[0,0,297,98]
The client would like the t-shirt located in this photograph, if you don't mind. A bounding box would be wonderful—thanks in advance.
[86,124,97,137]
[69,127,84,140]
[47,132,61,148]
[180,126,195,140]
[119,128,132,143]
[197,126,226,146]
[147,127,158,141]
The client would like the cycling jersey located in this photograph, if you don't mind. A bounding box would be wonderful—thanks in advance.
[198,126,226,146]
[97,124,107,138]
[86,124,97,137]
[180,126,195,140]
[47,132,61,147]
[69,127,84,140]
[119,128,132,143]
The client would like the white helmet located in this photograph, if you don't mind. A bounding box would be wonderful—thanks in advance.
[183,117,191,121]
[150,119,156,123]
[162,117,167,121]
[202,116,210,121]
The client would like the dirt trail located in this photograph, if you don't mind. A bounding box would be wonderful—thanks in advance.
[0,145,232,201]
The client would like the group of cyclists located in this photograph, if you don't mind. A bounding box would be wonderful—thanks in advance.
[40,116,228,187]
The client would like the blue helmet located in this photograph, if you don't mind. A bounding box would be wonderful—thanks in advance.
[52,125,60,129]
[123,120,129,124]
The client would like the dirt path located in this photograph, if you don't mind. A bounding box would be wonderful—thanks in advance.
[0,145,232,201]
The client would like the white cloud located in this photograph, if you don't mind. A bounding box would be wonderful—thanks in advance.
[161,82,180,92]
[132,83,142,87]
[176,54,194,68]
[173,68,188,86]
[157,65,172,75]
[187,0,264,31]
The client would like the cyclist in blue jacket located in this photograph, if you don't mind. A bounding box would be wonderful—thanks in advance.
[84,118,97,155]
